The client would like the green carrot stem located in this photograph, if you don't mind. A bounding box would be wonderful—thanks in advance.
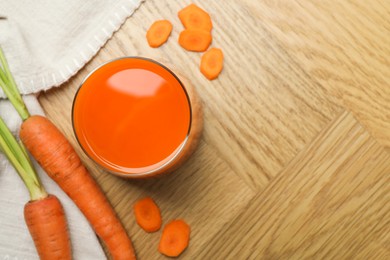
[0,66,8,85]
[0,76,29,121]
[0,114,25,165]
[0,48,20,93]
[0,117,47,200]
[18,139,38,174]
[0,47,30,121]
[0,46,46,200]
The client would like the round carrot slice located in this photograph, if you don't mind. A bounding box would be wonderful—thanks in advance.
[158,220,191,257]
[146,20,173,48]
[133,197,162,233]
[178,4,213,32]
[200,48,224,80]
[178,29,212,52]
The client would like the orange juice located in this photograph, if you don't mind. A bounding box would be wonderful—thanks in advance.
[72,58,192,176]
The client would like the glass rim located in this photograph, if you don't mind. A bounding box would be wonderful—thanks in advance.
[71,56,193,177]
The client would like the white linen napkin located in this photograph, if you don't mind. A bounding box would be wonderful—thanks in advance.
[0,0,144,258]
[0,0,143,97]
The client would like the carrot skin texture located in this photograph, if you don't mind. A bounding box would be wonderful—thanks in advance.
[24,195,72,260]
[20,115,136,260]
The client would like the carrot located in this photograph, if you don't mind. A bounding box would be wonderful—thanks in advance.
[24,195,71,260]
[178,29,212,52]
[134,197,162,233]
[158,220,190,257]
[20,115,136,260]
[0,115,71,260]
[178,4,213,32]
[200,48,224,80]
[0,47,136,260]
[146,20,173,48]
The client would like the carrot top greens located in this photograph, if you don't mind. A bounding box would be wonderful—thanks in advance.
[0,47,30,120]
[0,46,46,200]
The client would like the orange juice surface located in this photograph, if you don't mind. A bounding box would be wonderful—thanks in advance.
[72,58,191,174]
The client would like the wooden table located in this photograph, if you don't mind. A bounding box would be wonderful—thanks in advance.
[39,1,390,259]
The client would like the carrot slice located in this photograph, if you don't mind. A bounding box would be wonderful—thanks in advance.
[133,197,162,233]
[158,220,190,257]
[178,4,213,32]
[146,20,173,48]
[178,29,212,52]
[200,48,224,80]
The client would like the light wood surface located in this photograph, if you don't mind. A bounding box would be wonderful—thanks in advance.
[39,0,390,259]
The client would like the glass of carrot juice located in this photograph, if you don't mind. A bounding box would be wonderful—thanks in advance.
[72,57,203,178]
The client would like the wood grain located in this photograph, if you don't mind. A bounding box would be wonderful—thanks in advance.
[200,111,390,260]
[37,0,389,259]
[98,141,254,259]
[240,0,390,150]
[41,0,343,190]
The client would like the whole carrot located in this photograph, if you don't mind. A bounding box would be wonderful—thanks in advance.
[21,115,136,260]
[0,117,71,260]
[0,47,136,260]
